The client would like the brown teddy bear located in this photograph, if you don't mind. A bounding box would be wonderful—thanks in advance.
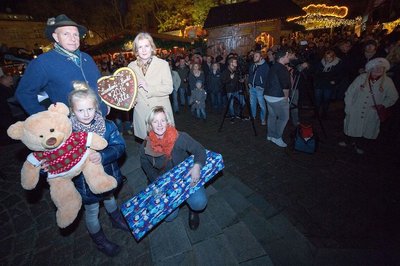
[7,102,117,228]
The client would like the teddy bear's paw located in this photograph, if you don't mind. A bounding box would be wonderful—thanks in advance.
[88,175,118,194]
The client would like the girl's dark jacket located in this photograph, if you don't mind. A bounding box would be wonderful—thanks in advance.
[73,120,126,205]
[140,131,206,182]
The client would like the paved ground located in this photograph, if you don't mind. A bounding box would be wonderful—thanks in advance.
[1,101,399,265]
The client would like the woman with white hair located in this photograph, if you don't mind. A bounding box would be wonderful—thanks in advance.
[128,32,174,140]
[339,57,399,154]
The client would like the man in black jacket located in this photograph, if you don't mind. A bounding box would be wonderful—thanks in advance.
[248,51,269,125]
[221,57,245,122]
[264,47,292,147]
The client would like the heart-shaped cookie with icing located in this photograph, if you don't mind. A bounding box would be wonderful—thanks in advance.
[97,67,138,111]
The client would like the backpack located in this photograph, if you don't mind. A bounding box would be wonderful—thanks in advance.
[294,123,316,154]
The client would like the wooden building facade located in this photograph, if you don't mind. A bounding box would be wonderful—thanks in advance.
[203,0,304,56]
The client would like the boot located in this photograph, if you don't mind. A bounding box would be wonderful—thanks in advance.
[109,209,130,232]
[89,228,120,257]
[189,210,200,230]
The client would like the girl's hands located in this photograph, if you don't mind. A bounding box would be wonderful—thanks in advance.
[40,160,49,172]
[89,151,102,165]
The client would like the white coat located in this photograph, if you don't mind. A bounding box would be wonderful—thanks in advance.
[128,56,174,139]
[344,73,398,139]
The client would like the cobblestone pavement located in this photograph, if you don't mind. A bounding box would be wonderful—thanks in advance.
[1,102,399,265]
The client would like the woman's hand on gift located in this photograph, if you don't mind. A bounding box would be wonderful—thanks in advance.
[186,163,201,187]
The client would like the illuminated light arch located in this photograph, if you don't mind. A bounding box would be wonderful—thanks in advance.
[286,3,360,30]
[303,4,348,18]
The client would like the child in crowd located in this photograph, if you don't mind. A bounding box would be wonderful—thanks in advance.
[207,62,223,111]
[68,82,128,257]
[190,80,207,121]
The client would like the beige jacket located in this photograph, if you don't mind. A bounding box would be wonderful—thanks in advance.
[128,57,174,139]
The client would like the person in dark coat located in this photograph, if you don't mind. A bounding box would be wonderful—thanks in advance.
[207,62,223,111]
[175,57,190,107]
[312,50,342,118]
[221,57,245,121]
[334,40,355,100]
[248,50,269,125]
[68,82,127,257]
[140,106,207,230]
[188,62,205,94]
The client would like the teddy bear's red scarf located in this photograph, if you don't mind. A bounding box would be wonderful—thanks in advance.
[33,132,90,177]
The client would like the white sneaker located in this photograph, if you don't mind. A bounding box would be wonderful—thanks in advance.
[267,136,272,141]
[354,145,364,155]
[338,141,347,147]
[271,137,287,148]
[261,120,267,126]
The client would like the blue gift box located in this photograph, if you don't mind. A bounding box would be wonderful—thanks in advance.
[121,150,224,240]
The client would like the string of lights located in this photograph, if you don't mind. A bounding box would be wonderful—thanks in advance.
[287,3,361,30]
[383,18,400,33]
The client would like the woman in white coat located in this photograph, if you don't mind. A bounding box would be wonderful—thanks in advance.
[128,32,174,140]
[340,58,398,154]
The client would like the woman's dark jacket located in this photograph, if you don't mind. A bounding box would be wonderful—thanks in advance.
[312,59,342,90]
[74,120,126,204]
[189,71,205,91]
[140,131,206,182]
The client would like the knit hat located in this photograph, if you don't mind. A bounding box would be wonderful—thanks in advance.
[365,57,390,72]
[45,14,87,42]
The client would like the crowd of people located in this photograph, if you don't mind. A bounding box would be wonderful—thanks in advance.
[157,27,400,151]
[1,12,400,257]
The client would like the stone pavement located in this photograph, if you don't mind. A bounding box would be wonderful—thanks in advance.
[1,102,399,265]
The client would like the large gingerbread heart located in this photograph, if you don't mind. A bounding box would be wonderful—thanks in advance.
[97,67,138,111]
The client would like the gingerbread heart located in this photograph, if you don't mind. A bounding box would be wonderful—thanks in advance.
[97,67,138,111]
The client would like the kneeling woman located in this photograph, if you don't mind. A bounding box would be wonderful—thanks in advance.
[139,106,207,230]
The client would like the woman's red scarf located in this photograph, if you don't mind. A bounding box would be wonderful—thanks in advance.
[148,126,178,158]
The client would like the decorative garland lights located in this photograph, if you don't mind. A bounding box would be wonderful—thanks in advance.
[303,4,348,18]
[287,4,361,30]
[383,18,400,34]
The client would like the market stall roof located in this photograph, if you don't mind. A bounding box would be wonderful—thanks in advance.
[204,0,305,29]
[84,31,193,55]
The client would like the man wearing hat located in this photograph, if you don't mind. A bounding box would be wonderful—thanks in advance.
[340,57,398,154]
[14,14,119,256]
[15,14,107,115]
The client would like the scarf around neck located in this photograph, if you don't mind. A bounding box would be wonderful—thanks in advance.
[321,57,340,72]
[70,111,106,137]
[54,42,81,67]
[137,56,153,76]
[148,126,178,159]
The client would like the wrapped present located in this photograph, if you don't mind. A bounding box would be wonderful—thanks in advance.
[121,150,224,240]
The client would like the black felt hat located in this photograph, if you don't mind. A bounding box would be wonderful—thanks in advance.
[45,14,87,42]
